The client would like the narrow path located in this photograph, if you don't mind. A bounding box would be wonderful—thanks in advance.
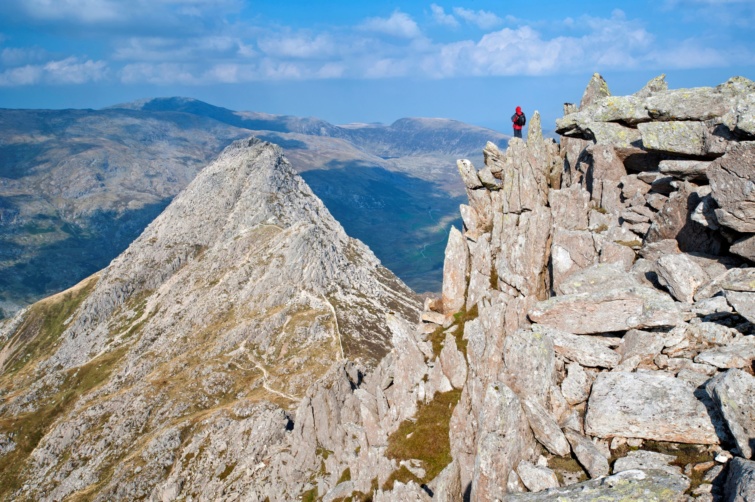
[245,351,299,402]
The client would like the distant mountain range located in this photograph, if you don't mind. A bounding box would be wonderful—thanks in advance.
[0,98,508,317]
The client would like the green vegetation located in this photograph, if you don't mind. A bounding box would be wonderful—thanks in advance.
[337,467,352,484]
[384,389,462,490]
[4,276,98,376]
[428,304,477,358]
[548,454,588,485]
[0,345,128,498]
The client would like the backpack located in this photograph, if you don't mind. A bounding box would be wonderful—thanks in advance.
[516,112,526,126]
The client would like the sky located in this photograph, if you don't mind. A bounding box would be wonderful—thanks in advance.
[0,0,754,132]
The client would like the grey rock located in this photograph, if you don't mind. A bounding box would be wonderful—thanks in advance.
[439,333,467,389]
[619,329,666,368]
[534,324,620,369]
[548,185,590,232]
[580,73,612,109]
[471,382,537,502]
[706,369,755,458]
[560,362,592,406]
[695,339,755,369]
[457,159,483,189]
[659,159,712,181]
[521,398,571,457]
[638,121,708,156]
[501,328,557,409]
[731,235,755,262]
[645,86,730,121]
[724,457,755,502]
[656,253,710,303]
[726,291,755,323]
[550,229,599,293]
[634,74,668,99]
[735,92,755,136]
[477,166,500,190]
[709,142,755,233]
[563,429,609,479]
[529,286,685,335]
[501,469,690,501]
[516,461,560,492]
[692,194,721,230]
[585,371,719,444]
[441,226,469,314]
[613,450,682,476]
[431,460,462,502]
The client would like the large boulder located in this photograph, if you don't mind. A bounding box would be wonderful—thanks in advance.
[471,382,537,501]
[441,226,469,314]
[724,457,755,502]
[709,142,755,233]
[502,469,690,501]
[706,369,755,459]
[528,286,685,335]
[585,371,719,444]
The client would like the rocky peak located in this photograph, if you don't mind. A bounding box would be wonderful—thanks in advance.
[0,136,420,500]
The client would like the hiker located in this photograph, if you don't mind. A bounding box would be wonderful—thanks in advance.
[511,106,526,138]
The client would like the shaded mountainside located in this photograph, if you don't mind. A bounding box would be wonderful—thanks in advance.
[0,138,420,500]
[0,101,506,317]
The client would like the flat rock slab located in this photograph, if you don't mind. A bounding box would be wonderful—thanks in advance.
[695,340,755,369]
[529,286,685,335]
[709,142,755,233]
[706,369,755,459]
[585,371,719,444]
[502,469,690,501]
[533,324,620,368]
[655,253,709,303]
[724,457,755,502]
[613,450,682,476]
[639,121,707,156]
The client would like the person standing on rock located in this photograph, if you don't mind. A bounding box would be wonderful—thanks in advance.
[511,106,526,138]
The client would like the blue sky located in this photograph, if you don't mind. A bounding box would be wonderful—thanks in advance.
[0,0,753,131]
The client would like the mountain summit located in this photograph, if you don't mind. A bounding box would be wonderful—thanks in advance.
[0,137,420,499]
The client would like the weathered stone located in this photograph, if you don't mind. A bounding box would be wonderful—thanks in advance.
[706,369,755,458]
[696,267,755,301]
[645,86,730,121]
[560,362,592,406]
[646,182,723,255]
[459,204,480,236]
[441,226,469,314]
[585,144,627,203]
[499,139,549,214]
[724,457,755,501]
[634,74,668,99]
[692,295,733,316]
[471,382,536,502]
[529,286,685,335]
[613,450,682,476]
[695,340,755,369]
[494,205,551,299]
[502,469,690,501]
[534,324,620,369]
[585,371,719,444]
[551,229,599,293]
[659,159,712,181]
[466,234,492,310]
[548,185,590,231]
[516,461,560,492]
[731,235,755,262]
[501,328,556,409]
[691,194,720,230]
[431,460,462,502]
[619,329,666,367]
[597,238,636,271]
[477,166,500,190]
[655,253,710,303]
[709,142,755,233]
[439,333,467,389]
[726,290,755,323]
[646,193,668,211]
[735,93,755,136]
[564,429,609,479]
[580,73,611,109]
[483,141,505,176]
[639,121,707,156]
[521,398,571,457]
[557,262,638,296]
[584,122,643,149]
[457,159,483,189]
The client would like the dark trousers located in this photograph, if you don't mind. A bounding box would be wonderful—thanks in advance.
[513,128,522,138]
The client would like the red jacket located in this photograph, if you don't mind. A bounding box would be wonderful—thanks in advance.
[513,106,524,130]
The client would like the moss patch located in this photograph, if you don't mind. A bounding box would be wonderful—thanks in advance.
[385,389,462,489]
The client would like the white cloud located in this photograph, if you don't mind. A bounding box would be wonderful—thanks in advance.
[258,33,336,59]
[452,7,503,30]
[360,11,422,39]
[14,0,123,23]
[0,56,107,85]
[430,4,459,28]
